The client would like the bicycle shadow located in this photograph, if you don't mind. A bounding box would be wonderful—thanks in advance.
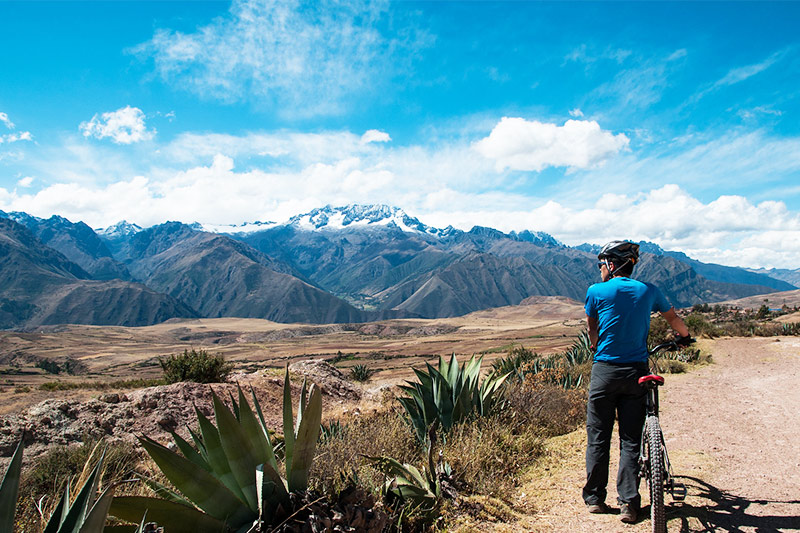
[666,475,800,532]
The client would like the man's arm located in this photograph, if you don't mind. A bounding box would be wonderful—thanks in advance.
[660,308,690,337]
[586,314,599,350]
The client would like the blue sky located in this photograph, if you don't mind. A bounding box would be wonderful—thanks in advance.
[1,1,800,268]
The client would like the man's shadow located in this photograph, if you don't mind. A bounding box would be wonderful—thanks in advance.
[652,475,800,532]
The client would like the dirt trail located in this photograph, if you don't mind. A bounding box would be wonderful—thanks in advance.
[503,337,800,532]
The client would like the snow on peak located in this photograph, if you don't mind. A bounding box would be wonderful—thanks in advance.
[199,220,278,234]
[287,204,435,234]
[96,220,143,238]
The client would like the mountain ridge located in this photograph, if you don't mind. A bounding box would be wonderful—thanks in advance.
[1,204,792,328]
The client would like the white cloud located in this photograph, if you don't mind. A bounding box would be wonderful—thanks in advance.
[564,45,632,65]
[473,117,629,172]
[17,176,34,187]
[0,131,32,144]
[361,129,391,144]
[0,112,14,129]
[80,106,155,144]
[689,48,790,104]
[417,185,800,269]
[5,119,800,269]
[133,0,430,117]
[714,50,785,87]
[569,108,584,118]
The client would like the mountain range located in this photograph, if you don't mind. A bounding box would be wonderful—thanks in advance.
[0,205,794,329]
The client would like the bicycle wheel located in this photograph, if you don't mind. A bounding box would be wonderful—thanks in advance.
[645,416,666,533]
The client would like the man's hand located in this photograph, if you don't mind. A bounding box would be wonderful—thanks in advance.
[675,334,695,347]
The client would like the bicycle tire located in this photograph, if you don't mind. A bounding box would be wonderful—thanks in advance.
[645,416,667,533]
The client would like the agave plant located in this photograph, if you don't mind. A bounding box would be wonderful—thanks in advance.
[367,426,455,513]
[1,438,146,533]
[349,364,373,382]
[367,456,439,512]
[563,330,593,367]
[110,367,321,533]
[319,419,346,443]
[490,346,538,382]
[397,354,509,445]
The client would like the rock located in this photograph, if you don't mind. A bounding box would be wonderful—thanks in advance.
[289,359,361,400]
[99,393,121,403]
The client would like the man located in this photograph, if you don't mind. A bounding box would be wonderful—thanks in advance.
[583,240,690,523]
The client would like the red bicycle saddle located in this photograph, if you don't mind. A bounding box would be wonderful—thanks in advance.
[638,374,665,386]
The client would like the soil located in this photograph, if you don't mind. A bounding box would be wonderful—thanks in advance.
[0,297,586,416]
[3,307,798,532]
[493,336,800,532]
[0,360,367,462]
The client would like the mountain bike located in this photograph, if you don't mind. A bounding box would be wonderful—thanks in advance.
[638,337,695,533]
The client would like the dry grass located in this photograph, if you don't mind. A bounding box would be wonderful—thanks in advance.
[15,439,143,532]
[311,409,419,497]
[502,381,587,438]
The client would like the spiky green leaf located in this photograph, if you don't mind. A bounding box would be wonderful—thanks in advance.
[138,436,250,524]
[169,431,210,472]
[282,366,295,477]
[212,391,258,511]
[109,496,228,533]
[194,406,246,503]
[286,384,322,492]
[0,438,23,532]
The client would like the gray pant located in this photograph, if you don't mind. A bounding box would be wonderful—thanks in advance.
[583,360,649,508]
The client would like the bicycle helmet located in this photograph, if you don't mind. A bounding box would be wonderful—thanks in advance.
[598,240,639,264]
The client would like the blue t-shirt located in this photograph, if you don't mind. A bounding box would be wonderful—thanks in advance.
[584,277,671,363]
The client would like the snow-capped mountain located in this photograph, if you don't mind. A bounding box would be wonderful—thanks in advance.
[96,220,143,238]
[287,204,443,234]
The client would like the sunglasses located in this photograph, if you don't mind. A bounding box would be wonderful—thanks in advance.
[597,261,607,270]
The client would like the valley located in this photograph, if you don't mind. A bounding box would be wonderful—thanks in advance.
[0,296,586,415]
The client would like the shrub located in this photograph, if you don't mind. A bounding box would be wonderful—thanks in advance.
[684,312,718,338]
[511,332,592,391]
[491,345,538,382]
[443,415,544,497]
[158,348,232,384]
[502,381,587,438]
[648,314,673,345]
[39,378,164,391]
[312,410,417,497]
[15,439,140,532]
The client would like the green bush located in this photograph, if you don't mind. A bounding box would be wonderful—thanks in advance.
[648,314,673,345]
[491,345,538,382]
[684,312,718,338]
[39,378,164,391]
[159,348,233,384]
[349,364,373,382]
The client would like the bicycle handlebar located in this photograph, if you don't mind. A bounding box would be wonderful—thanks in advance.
[647,336,695,356]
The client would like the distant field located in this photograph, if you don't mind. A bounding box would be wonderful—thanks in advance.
[0,296,585,415]
[718,288,800,309]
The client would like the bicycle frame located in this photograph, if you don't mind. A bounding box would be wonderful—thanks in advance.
[639,340,690,503]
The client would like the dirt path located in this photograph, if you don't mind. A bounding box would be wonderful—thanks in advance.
[503,337,800,532]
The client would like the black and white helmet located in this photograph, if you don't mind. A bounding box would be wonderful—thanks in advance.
[598,240,639,265]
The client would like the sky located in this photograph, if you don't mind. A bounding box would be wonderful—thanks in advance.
[1,1,800,269]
